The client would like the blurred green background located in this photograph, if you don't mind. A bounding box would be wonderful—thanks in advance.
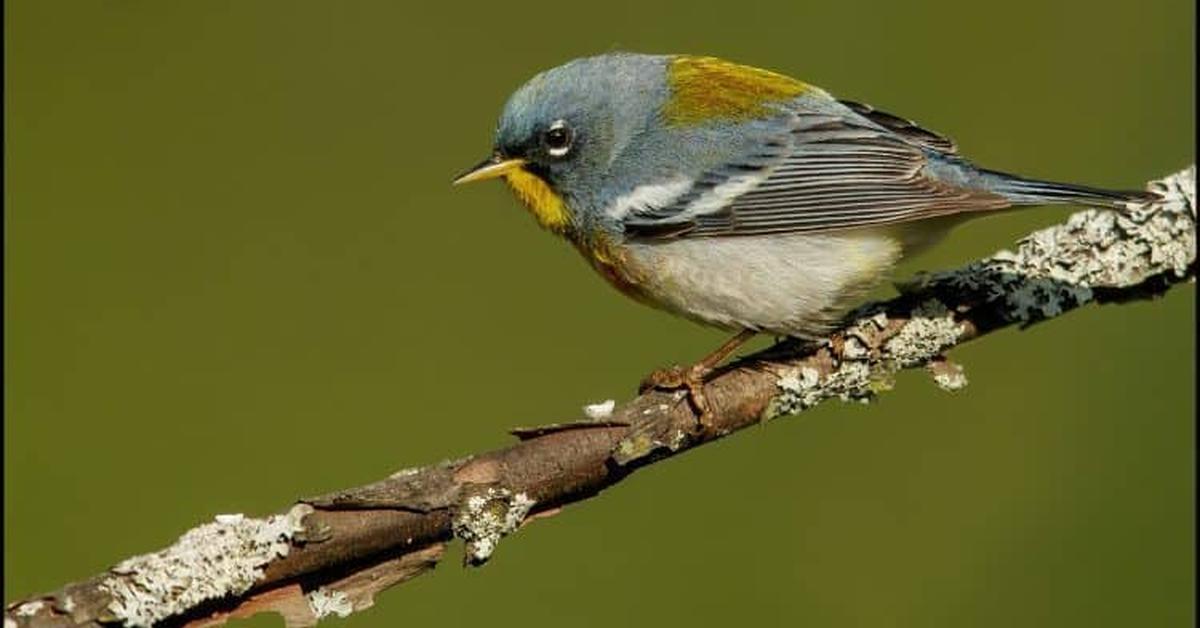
[5,1,1194,626]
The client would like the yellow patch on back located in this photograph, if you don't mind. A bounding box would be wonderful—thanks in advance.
[663,56,809,127]
[503,168,571,234]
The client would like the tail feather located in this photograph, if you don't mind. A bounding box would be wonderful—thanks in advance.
[980,168,1159,208]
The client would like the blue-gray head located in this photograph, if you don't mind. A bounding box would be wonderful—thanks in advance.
[453,52,818,238]
[453,53,672,234]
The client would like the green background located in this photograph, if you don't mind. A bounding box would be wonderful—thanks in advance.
[5,1,1194,626]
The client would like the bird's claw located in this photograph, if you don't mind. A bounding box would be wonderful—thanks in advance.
[638,364,717,436]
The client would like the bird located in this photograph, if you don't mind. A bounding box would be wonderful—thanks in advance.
[454,52,1155,431]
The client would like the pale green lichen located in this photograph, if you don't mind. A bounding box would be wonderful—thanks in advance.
[765,299,965,420]
[306,587,353,620]
[767,366,821,418]
[614,431,658,462]
[826,361,875,402]
[99,504,311,627]
[922,166,1195,323]
[452,487,535,566]
[763,360,875,421]
[12,602,44,618]
[882,300,965,367]
[934,371,967,391]
[667,429,688,450]
[389,466,422,479]
[928,361,969,392]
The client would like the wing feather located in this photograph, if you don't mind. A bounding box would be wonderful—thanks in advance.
[836,100,959,153]
[622,104,1007,239]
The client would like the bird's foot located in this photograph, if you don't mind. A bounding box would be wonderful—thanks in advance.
[635,330,757,437]
[638,362,717,436]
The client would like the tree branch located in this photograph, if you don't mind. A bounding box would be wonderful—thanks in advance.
[6,166,1194,628]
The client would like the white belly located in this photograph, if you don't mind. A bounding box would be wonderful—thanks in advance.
[620,230,903,337]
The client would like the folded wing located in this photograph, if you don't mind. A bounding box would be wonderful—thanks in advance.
[623,102,1009,239]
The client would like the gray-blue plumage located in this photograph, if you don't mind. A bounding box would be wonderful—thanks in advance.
[492,52,1149,245]
[480,52,1152,336]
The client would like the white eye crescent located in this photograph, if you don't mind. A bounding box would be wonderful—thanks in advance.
[544,119,573,157]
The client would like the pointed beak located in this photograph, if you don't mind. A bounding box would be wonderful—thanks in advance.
[452,154,527,186]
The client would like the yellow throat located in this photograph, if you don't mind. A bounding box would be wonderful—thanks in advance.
[503,167,571,234]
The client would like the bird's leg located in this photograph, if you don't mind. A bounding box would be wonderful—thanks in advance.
[638,329,757,435]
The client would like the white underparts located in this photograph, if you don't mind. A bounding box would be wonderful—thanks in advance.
[623,230,902,337]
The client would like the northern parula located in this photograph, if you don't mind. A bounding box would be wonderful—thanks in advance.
[455,53,1153,426]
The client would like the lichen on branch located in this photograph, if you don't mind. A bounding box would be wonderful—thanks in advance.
[5,166,1193,628]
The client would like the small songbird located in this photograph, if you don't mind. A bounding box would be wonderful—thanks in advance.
[454,53,1153,428]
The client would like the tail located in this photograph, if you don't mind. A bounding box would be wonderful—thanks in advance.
[978,168,1159,209]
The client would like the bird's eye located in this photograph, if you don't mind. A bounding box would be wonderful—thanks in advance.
[543,119,573,157]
